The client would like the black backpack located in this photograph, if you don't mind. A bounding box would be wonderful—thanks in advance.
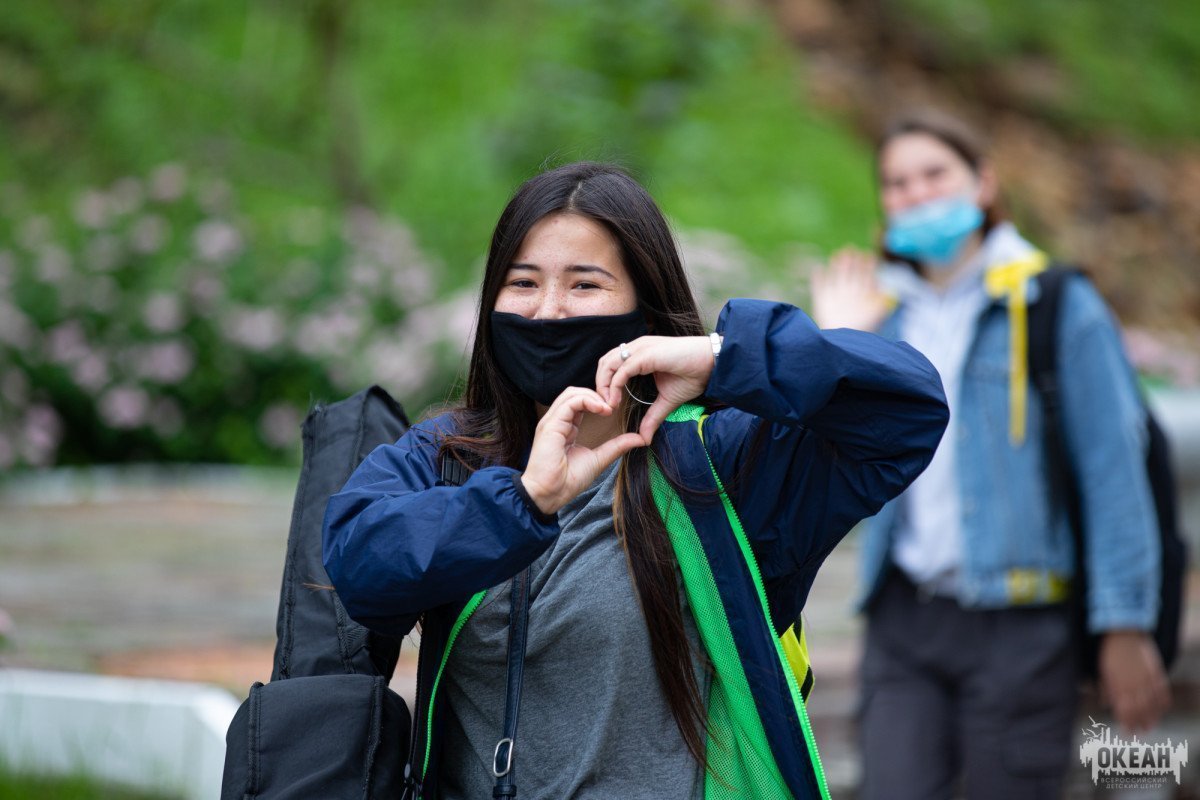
[221,386,413,799]
[1028,267,1187,677]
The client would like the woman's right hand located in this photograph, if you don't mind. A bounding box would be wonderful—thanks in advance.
[810,247,891,332]
[519,387,646,516]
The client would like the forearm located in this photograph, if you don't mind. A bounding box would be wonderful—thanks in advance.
[708,298,948,467]
[323,464,559,629]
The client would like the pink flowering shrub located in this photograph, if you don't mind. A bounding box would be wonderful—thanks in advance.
[0,165,476,467]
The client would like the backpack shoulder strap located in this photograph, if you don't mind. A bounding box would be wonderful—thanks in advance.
[695,411,814,702]
[666,402,706,423]
[1028,266,1086,571]
[435,449,531,798]
[1028,265,1076,400]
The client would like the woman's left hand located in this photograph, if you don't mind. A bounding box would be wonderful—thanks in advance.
[595,335,715,442]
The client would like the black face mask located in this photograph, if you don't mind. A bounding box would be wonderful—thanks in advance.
[490,309,649,406]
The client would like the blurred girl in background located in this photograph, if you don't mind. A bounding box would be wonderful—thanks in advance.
[812,109,1168,800]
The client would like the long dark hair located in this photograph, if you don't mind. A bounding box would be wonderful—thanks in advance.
[875,108,1006,264]
[441,162,711,763]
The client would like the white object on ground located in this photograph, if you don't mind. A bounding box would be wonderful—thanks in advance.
[0,668,238,800]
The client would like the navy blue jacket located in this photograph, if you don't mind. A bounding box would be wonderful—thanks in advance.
[323,299,949,798]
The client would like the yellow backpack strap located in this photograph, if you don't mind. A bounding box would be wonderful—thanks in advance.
[696,412,814,702]
[983,251,1049,445]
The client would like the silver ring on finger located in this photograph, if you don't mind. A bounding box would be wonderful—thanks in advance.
[619,343,631,361]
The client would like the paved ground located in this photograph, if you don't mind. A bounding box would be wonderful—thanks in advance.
[0,467,290,683]
[3,466,1199,797]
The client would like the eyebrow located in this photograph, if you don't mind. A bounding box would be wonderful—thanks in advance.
[509,263,617,280]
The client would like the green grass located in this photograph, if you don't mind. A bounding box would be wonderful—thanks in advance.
[0,767,178,800]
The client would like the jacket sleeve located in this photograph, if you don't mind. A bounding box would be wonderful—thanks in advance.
[1056,277,1160,632]
[699,299,949,618]
[321,418,560,636]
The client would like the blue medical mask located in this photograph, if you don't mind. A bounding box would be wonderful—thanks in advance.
[884,195,984,267]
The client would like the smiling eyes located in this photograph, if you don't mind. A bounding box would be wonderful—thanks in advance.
[506,278,602,291]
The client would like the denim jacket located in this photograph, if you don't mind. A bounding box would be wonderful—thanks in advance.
[859,271,1161,633]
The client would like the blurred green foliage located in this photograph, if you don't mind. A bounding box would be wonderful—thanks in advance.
[0,0,878,466]
[2,0,1195,466]
[0,0,878,275]
[895,0,1200,141]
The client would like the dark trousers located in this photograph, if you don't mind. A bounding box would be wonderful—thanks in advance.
[859,570,1079,800]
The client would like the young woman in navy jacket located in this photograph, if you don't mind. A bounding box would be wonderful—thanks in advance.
[324,161,948,799]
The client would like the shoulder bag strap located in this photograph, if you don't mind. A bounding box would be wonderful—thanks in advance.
[425,454,533,799]
[1028,266,1083,532]
[492,567,532,799]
